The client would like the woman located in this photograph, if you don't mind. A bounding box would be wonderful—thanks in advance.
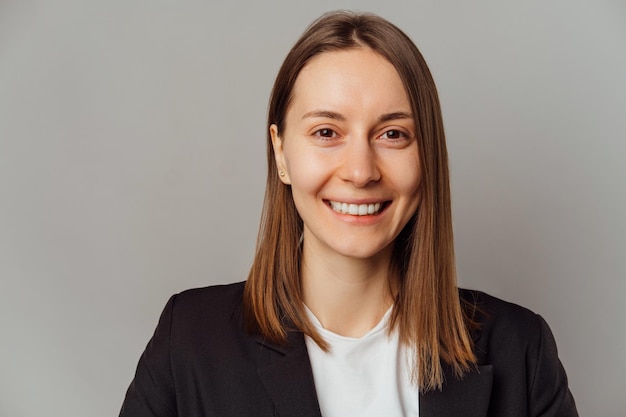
[120,11,578,417]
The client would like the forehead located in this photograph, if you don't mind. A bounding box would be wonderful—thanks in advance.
[288,48,411,116]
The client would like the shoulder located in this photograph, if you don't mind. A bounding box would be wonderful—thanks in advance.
[457,290,579,415]
[458,289,548,360]
[459,288,539,325]
[169,280,246,314]
[173,280,246,310]
[153,281,255,363]
[163,281,247,334]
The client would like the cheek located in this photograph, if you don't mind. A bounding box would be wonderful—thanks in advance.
[398,173,422,224]
[406,170,422,198]
[389,152,422,197]
[287,162,329,221]
[284,150,332,195]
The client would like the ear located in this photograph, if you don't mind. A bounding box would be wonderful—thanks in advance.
[270,124,291,184]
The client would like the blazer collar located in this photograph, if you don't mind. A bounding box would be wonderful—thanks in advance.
[252,331,493,417]
[253,330,323,417]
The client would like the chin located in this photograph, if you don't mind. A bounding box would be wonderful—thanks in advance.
[331,243,392,261]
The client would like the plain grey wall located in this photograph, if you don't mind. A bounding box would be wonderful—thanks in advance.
[1,0,624,416]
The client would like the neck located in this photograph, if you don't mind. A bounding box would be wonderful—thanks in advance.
[301,241,397,338]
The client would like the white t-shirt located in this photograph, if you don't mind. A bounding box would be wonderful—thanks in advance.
[304,306,419,417]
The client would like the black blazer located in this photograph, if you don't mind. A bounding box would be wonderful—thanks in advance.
[119,282,578,417]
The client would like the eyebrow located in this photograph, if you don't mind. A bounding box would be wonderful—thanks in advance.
[301,109,413,123]
[378,111,412,123]
[301,110,346,121]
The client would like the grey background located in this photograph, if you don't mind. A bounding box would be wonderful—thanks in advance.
[1,0,624,416]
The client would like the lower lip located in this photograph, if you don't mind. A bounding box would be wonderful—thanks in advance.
[324,201,389,224]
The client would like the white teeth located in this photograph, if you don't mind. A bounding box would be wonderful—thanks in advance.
[329,201,383,216]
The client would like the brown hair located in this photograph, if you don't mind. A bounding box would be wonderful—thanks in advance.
[244,10,476,392]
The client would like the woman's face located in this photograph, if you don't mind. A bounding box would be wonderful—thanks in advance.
[271,48,421,261]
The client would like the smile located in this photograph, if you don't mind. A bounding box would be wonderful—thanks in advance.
[328,200,386,216]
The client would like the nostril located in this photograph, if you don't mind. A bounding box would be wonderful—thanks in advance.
[338,142,381,186]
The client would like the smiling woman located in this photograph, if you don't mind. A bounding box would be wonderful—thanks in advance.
[119,11,578,417]
[271,48,421,263]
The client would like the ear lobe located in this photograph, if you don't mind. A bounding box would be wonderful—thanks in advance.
[270,124,291,184]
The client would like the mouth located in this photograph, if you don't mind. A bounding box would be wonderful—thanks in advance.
[326,200,389,216]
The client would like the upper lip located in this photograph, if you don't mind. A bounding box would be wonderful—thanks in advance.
[324,198,390,204]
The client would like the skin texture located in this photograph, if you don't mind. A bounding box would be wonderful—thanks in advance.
[270,48,422,336]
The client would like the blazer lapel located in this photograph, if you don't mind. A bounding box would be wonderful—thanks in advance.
[247,312,492,417]
[254,330,323,417]
[420,364,493,417]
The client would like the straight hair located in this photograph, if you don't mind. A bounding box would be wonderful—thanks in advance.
[244,10,476,392]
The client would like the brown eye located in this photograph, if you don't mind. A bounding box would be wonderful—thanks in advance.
[381,129,405,140]
[315,128,336,138]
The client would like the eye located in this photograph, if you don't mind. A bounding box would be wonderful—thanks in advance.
[314,128,338,138]
[380,129,408,140]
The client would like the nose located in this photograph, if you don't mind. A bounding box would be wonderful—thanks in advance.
[339,137,381,187]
